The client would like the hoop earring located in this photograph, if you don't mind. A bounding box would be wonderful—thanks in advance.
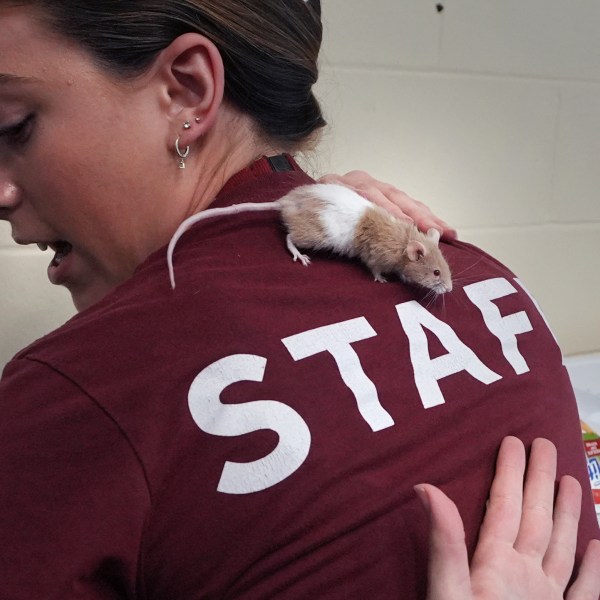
[175,136,190,169]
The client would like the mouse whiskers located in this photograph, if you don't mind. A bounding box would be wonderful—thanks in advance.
[422,289,442,311]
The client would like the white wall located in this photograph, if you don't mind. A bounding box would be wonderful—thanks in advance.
[313,0,600,357]
[1,0,599,370]
[0,237,75,368]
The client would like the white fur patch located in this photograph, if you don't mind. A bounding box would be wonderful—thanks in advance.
[312,184,371,254]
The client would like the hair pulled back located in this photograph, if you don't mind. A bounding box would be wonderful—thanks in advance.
[20,0,326,148]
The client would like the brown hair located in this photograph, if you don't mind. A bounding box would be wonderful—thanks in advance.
[16,0,326,149]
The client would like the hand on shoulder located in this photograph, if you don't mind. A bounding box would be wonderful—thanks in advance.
[318,171,458,241]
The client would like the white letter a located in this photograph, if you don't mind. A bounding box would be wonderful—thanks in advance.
[396,301,502,408]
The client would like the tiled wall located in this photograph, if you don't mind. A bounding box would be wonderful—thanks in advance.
[0,243,75,368]
[1,0,599,370]
[313,0,600,357]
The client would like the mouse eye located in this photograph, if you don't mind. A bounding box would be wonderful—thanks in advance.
[434,269,441,277]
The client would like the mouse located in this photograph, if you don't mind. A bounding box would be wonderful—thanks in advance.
[167,183,452,295]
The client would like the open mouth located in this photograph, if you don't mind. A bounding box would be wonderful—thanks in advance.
[38,241,73,267]
[36,241,74,285]
[48,241,73,267]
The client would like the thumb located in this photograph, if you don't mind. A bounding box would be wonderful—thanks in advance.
[414,484,473,600]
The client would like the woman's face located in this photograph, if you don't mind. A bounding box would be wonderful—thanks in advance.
[0,6,179,311]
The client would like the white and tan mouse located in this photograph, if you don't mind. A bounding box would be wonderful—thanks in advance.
[167,183,452,295]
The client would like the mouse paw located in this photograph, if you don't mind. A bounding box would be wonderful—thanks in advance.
[373,274,387,283]
[286,234,311,267]
[295,254,311,267]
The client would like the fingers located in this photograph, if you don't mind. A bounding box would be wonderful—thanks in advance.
[414,484,473,600]
[542,475,582,590]
[318,172,412,221]
[317,171,458,240]
[418,437,597,600]
[478,437,590,595]
[476,436,527,546]
[418,437,598,600]
[514,438,557,557]
[566,539,600,600]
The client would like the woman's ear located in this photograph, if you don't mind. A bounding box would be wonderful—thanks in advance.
[153,32,225,143]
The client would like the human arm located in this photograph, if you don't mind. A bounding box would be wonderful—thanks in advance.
[318,170,457,241]
[416,436,600,600]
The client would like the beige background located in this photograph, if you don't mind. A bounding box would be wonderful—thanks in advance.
[1,0,599,370]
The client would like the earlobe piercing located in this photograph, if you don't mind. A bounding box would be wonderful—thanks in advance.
[183,121,191,130]
[175,136,190,169]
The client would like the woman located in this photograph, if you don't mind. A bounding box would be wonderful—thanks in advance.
[0,1,598,598]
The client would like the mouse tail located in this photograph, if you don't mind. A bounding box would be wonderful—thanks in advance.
[167,201,281,289]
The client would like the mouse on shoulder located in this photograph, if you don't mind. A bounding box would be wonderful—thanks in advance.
[277,184,452,294]
[167,183,452,294]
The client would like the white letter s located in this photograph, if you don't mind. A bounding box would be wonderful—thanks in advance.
[188,354,311,494]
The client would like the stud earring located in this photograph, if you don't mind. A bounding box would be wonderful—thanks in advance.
[183,121,191,130]
[195,117,201,123]
[175,136,190,169]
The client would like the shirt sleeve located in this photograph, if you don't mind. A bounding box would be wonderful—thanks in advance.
[0,358,149,599]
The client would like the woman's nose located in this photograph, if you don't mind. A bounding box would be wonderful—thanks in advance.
[0,178,20,216]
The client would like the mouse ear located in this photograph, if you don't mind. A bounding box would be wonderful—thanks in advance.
[406,240,426,262]
[426,228,441,246]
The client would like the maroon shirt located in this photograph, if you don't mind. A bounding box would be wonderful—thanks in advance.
[1,156,597,599]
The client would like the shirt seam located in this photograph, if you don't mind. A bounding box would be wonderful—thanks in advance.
[22,356,152,600]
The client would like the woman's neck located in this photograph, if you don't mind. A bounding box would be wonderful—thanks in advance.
[184,111,286,218]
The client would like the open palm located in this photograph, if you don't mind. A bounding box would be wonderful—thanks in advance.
[417,437,600,600]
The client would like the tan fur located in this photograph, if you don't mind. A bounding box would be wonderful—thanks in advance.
[354,207,413,274]
[279,189,327,248]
